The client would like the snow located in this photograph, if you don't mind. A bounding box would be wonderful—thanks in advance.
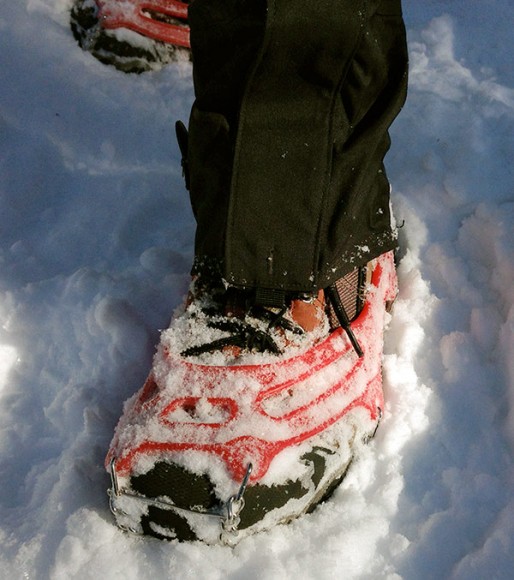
[1,0,513,577]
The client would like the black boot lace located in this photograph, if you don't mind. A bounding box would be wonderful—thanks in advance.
[181,305,303,357]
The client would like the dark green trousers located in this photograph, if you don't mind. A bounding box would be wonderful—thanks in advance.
[187,0,408,294]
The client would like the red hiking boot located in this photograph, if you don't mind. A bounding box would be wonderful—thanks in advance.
[70,0,191,73]
[106,251,397,544]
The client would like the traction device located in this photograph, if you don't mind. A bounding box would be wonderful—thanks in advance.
[95,0,191,47]
[106,252,397,544]
[70,0,191,72]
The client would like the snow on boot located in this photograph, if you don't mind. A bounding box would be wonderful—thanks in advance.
[106,251,397,544]
[70,0,190,73]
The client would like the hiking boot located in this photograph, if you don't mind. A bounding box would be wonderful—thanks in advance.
[106,251,398,544]
[70,0,191,73]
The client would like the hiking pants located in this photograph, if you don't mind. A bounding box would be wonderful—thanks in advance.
[186,0,408,295]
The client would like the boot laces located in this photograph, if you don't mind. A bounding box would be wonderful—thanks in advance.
[181,304,304,357]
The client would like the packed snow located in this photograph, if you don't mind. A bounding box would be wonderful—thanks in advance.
[1,0,513,578]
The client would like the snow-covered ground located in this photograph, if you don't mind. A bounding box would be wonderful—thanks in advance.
[1,0,513,577]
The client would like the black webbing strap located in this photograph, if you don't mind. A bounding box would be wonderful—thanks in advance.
[325,285,363,357]
[175,120,190,190]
